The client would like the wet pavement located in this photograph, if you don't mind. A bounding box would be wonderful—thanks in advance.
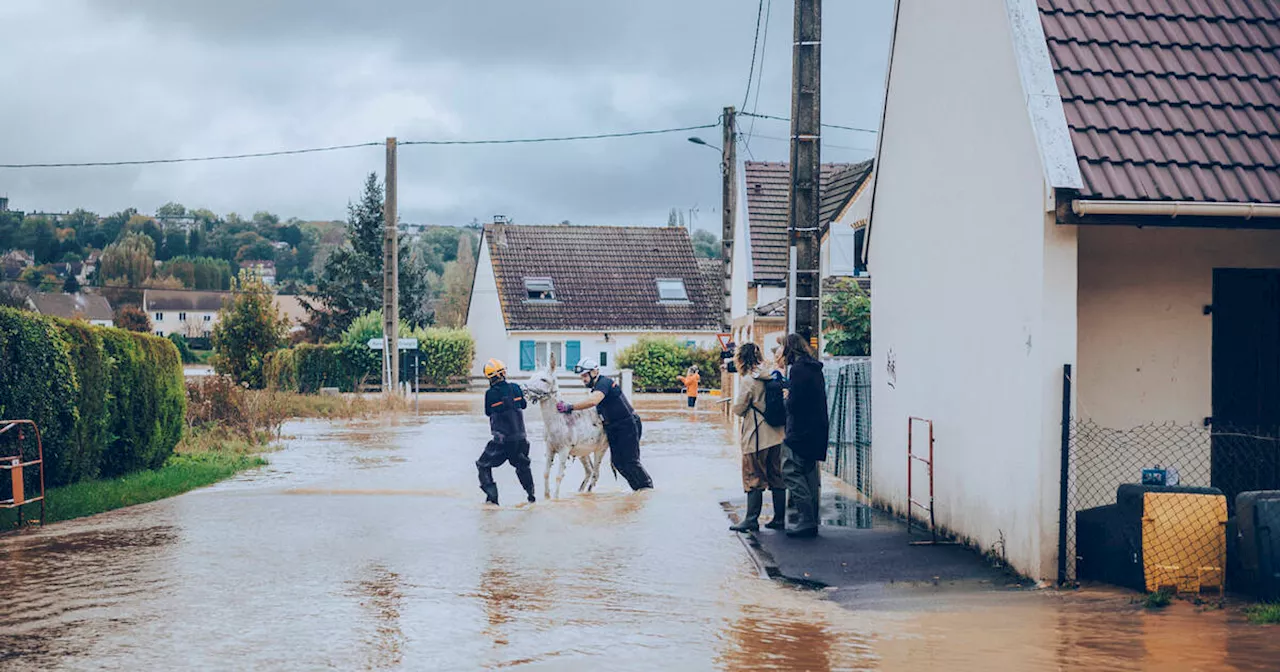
[1,397,1278,670]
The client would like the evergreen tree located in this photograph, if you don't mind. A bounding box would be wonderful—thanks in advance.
[306,173,430,340]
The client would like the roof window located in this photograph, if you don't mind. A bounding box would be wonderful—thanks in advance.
[656,279,688,302]
[524,277,556,301]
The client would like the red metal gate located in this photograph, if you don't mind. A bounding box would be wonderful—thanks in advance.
[1,420,46,529]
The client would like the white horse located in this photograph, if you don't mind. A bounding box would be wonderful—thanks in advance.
[521,359,609,499]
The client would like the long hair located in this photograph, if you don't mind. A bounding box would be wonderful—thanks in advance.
[735,342,763,373]
[781,333,815,366]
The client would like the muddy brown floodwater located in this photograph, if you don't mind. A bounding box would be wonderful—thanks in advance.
[1,397,1277,670]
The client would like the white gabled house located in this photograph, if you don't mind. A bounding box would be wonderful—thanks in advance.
[465,223,723,379]
[730,160,874,353]
[867,0,1280,581]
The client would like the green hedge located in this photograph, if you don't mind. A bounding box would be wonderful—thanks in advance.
[616,338,722,392]
[264,328,475,393]
[0,307,186,487]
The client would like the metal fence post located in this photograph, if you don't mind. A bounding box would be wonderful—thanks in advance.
[1058,363,1072,586]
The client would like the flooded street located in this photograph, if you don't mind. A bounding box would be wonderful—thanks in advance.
[1,398,1277,670]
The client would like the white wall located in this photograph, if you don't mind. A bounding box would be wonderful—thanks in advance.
[504,331,721,378]
[466,239,509,378]
[868,0,1073,580]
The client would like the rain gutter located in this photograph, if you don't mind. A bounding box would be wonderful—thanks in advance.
[1071,200,1280,220]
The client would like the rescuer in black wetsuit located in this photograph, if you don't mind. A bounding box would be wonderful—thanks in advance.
[477,358,536,505]
[556,358,653,491]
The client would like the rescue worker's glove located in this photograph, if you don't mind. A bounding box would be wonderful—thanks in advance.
[556,402,572,414]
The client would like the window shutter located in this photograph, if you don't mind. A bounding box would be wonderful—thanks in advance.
[519,341,536,371]
[565,341,581,369]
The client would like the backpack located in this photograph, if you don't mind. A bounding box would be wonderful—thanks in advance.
[758,372,787,428]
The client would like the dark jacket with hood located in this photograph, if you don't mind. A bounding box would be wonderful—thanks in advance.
[784,356,829,461]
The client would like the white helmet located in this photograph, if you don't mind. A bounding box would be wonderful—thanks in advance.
[574,358,600,375]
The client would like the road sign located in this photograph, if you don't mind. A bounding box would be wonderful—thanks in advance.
[367,338,419,350]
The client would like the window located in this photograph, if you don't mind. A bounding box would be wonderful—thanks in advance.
[599,352,608,368]
[656,279,688,302]
[154,312,164,321]
[524,277,556,301]
[155,330,164,337]
[202,331,211,339]
[178,312,187,321]
[203,315,212,322]
[534,341,563,369]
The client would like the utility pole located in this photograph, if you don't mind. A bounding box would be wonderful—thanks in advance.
[788,0,821,346]
[721,106,736,333]
[382,137,400,395]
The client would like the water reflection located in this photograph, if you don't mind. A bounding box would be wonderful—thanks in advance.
[351,563,405,670]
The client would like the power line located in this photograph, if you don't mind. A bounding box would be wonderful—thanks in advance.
[741,0,766,111]
[0,142,382,169]
[740,111,878,135]
[398,123,718,146]
[748,133,872,153]
[0,122,720,169]
[742,0,773,160]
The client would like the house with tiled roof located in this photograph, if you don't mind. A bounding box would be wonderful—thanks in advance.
[866,0,1279,582]
[465,223,722,379]
[730,160,874,352]
[25,292,114,326]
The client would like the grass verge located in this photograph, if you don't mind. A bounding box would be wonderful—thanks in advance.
[263,391,411,420]
[1142,589,1174,609]
[2,451,265,527]
[1245,603,1280,625]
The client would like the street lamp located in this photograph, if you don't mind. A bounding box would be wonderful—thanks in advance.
[687,136,722,152]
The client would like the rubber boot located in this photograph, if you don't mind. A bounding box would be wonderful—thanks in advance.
[764,489,787,530]
[730,491,763,532]
[478,467,500,506]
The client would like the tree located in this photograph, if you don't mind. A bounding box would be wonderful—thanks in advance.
[99,232,155,287]
[435,235,475,328]
[0,283,28,309]
[95,208,136,248]
[63,275,81,293]
[822,278,870,357]
[114,305,152,332]
[18,217,59,264]
[691,229,721,259]
[156,202,186,218]
[161,228,188,261]
[307,172,430,340]
[211,270,289,388]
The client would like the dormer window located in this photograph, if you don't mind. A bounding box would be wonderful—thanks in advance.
[524,277,556,302]
[656,279,688,303]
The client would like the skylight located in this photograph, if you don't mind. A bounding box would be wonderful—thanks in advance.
[525,277,556,301]
[656,279,688,302]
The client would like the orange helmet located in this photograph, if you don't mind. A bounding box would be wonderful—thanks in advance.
[483,358,507,379]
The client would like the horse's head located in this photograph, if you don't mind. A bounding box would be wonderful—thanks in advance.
[522,363,559,404]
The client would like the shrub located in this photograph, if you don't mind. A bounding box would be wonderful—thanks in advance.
[410,326,475,388]
[0,307,80,486]
[263,348,299,392]
[185,374,283,442]
[0,308,184,487]
[617,338,722,392]
[823,277,870,357]
[266,323,474,393]
[168,333,198,364]
[114,305,152,332]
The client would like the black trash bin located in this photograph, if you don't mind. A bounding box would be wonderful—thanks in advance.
[1234,490,1280,600]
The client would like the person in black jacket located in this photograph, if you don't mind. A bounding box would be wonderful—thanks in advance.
[558,358,653,491]
[779,334,829,538]
[477,358,536,505]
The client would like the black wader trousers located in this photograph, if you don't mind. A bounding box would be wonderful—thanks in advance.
[476,438,535,503]
[605,417,653,491]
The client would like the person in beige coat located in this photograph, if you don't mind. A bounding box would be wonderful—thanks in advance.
[728,342,787,532]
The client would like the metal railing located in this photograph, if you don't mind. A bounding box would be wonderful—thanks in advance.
[824,358,871,498]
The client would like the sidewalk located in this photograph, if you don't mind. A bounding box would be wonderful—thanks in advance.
[723,476,1033,608]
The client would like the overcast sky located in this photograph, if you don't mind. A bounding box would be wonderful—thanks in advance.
[0,1,893,231]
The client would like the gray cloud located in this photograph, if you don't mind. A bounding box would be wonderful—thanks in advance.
[0,1,892,228]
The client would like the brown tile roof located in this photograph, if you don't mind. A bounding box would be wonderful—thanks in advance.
[820,160,875,228]
[144,289,230,312]
[27,292,114,322]
[1039,0,1280,203]
[745,161,867,285]
[484,224,720,332]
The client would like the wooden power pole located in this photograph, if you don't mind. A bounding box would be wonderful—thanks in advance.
[721,106,736,332]
[382,137,400,395]
[788,0,822,345]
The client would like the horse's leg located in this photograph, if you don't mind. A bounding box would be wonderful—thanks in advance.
[555,449,568,499]
[578,451,592,492]
[589,447,605,491]
[543,445,554,500]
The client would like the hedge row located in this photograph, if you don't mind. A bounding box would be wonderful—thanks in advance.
[0,307,186,487]
[264,328,475,393]
[616,338,723,392]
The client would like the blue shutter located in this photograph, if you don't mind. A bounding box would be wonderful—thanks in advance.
[519,341,536,371]
[565,341,581,369]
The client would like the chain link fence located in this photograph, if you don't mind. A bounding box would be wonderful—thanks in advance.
[824,358,871,498]
[1062,417,1280,592]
